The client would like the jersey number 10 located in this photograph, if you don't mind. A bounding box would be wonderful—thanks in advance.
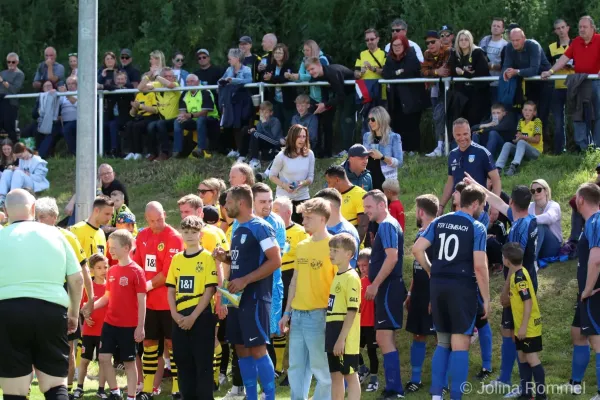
[438,233,459,262]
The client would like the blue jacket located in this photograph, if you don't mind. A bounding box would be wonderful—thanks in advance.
[342,160,373,191]
[298,52,329,102]
[218,83,252,128]
[221,65,253,85]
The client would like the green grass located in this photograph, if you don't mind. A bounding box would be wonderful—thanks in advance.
[21,151,600,399]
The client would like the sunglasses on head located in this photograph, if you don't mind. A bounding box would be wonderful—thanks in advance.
[368,117,376,122]
[197,189,212,194]
[121,55,130,60]
[530,187,544,194]
[426,40,437,45]
[392,28,406,32]
[68,53,77,57]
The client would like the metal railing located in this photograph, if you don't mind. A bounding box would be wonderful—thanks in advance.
[5,74,598,156]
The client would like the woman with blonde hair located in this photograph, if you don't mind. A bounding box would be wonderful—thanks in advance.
[448,29,490,126]
[198,177,227,208]
[288,40,329,105]
[528,178,563,259]
[141,50,166,82]
[362,106,403,189]
[269,124,315,223]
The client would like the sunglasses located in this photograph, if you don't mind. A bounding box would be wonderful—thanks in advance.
[440,33,452,38]
[174,58,184,62]
[197,189,213,194]
[6,61,16,64]
[426,40,437,45]
[368,117,376,122]
[392,28,406,32]
[121,55,130,60]
[68,53,78,57]
[530,187,544,194]
[197,56,208,60]
[365,38,377,42]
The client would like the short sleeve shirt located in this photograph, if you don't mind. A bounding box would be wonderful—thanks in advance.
[166,249,218,312]
[448,143,495,189]
[341,185,367,226]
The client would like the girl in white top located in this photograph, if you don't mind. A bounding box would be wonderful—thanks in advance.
[528,178,563,259]
[269,124,315,223]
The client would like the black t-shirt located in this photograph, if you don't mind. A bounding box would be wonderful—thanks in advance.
[194,65,224,86]
[122,64,141,85]
[102,179,129,205]
[0,158,18,173]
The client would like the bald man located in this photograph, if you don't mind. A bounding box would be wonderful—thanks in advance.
[258,33,278,77]
[0,189,83,400]
[133,202,184,399]
[33,47,65,90]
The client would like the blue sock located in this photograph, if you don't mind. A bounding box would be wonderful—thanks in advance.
[430,345,451,396]
[518,362,533,396]
[595,355,600,392]
[572,345,590,382]
[478,324,493,371]
[449,351,469,400]
[255,355,275,400]
[238,356,258,400]
[532,364,545,397]
[410,340,426,383]
[499,336,517,384]
[383,350,403,394]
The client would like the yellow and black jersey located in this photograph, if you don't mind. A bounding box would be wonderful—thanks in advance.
[282,223,309,272]
[517,118,543,153]
[548,41,573,89]
[201,223,230,253]
[509,267,542,337]
[70,221,107,258]
[59,227,87,267]
[341,185,367,227]
[325,268,361,354]
[166,248,218,313]
[225,223,233,244]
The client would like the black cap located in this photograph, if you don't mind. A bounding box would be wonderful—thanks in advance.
[439,24,453,33]
[595,163,600,172]
[508,23,520,31]
[425,30,440,40]
[348,144,370,157]
[202,206,219,225]
[239,36,252,44]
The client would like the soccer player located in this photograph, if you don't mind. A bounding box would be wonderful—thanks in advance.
[75,254,109,399]
[502,243,546,400]
[314,188,360,267]
[95,229,146,400]
[412,184,489,400]
[362,189,406,399]
[166,216,218,400]
[404,195,438,393]
[327,233,362,400]
[278,198,335,400]
[213,185,281,400]
[70,195,114,257]
[273,196,309,385]
[357,249,380,392]
[133,202,184,399]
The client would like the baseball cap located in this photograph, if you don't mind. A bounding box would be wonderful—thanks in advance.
[116,211,136,224]
[425,30,440,40]
[439,25,453,33]
[120,48,132,57]
[196,48,210,56]
[595,163,600,172]
[239,36,253,44]
[203,206,219,225]
[348,144,370,157]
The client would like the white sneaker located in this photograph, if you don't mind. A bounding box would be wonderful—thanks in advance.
[589,394,600,400]
[259,393,266,400]
[236,156,246,163]
[219,373,227,386]
[503,386,521,398]
[133,153,143,161]
[124,152,135,160]
[249,158,261,169]
[483,379,511,394]
[426,148,442,157]
[223,386,245,399]
[227,150,240,158]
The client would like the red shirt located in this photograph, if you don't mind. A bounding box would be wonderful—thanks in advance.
[360,276,375,327]
[133,225,184,310]
[105,262,146,327]
[564,34,600,74]
[81,280,107,336]
[388,200,405,232]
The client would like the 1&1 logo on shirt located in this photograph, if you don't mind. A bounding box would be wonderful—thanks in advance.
[179,276,195,293]
[145,254,157,272]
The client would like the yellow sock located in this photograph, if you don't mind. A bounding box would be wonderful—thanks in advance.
[169,349,179,393]
[213,343,222,384]
[75,341,82,367]
[142,345,159,393]
[273,334,287,372]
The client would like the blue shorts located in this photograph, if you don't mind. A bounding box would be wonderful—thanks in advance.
[375,278,406,331]
[430,280,477,335]
[226,296,271,347]
[270,268,283,336]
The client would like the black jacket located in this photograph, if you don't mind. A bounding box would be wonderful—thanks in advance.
[264,61,297,109]
[311,64,355,108]
[472,110,518,142]
[566,73,595,122]
[382,48,429,114]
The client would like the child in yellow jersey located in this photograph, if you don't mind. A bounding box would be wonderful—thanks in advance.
[327,233,361,400]
[496,101,543,177]
[502,243,546,400]
[166,216,218,400]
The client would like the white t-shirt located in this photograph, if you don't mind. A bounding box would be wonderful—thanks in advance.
[268,150,315,201]
[480,36,508,86]
[385,40,424,62]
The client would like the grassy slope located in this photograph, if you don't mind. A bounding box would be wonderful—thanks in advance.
[23,152,600,399]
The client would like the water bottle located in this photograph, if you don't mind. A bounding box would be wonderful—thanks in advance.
[492,114,499,124]
[289,181,298,190]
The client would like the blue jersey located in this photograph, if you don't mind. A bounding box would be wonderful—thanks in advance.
[369,215,404,282]
[412,229,434,298]
[230,217,278,302]
[448,143,495,189]
[327,219,360,268]
[578,211,600,294]
[422,211,487,284]
[263,212,285,334]
[478,210,490,229]
[506,209,538,291]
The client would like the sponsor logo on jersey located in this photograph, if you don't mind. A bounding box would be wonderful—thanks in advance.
[468,154,475,163]
[158,243,165,252]
[119,276,129,286]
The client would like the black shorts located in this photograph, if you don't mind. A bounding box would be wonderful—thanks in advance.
[405,295,435,336]
[99,323,137,362]
[375,278,406,331]
[572,298,581,328]
[81,335,101,361]
[430,281,477,335]
[327,353,359,375]
[515,336,543,353]
[145,309,173,340]
[216,315,227,343]
[502,307,515,330]
[580,292,600,336]
[67,318,82,342]
[360,326,377,349]
[0,298,69,378]
[226,297,271,347]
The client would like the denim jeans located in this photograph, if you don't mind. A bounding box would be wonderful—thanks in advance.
[551,88,567,154]
[484,130,504,159]
[0,169,34,196]
[288,309,331,400]
[496,140,540,169]
[173,116,208,153]
[536,224,562,259]
[155,119,175,154]
[62,120,77,155]
[574,80,600,150]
